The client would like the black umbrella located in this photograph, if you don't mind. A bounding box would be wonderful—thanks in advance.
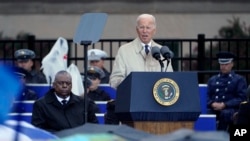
[55,123,155,141]
[141,128,229,141]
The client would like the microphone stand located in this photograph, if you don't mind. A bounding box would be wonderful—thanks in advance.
[163,58,170,72]
[159,59,164,72]
[81,40,92,123]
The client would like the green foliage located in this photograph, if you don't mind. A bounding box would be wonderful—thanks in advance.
[218,16,250,38]
[0,32,32,61]
[206,16,250,71]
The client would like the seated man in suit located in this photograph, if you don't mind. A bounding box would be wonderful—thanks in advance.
[234,85,250,125]
[31,70,98,133]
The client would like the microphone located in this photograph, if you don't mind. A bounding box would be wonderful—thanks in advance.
[160,46,174,60]
[151,46,161,61]
[151,46,164,72]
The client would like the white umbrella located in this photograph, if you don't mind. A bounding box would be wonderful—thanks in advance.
[67,63,84,96]
[41,37,68,84]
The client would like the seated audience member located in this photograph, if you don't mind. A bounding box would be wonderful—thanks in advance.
[88,49,110,84]
[235,85,250,125]
[12,66,38,101]
[14,48,47,84]
[206,51,247,131]
[86,66,111,101]
[31,70,98,133]
[11,66,38,113]
[81,74,100,113]
[104,99,120,125]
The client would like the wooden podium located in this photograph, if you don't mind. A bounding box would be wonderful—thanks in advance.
[122,121,194,134]
[115,72,201,134]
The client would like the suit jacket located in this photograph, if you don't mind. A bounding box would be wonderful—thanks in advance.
[110,37,173,89]
[236,101,250,125]
[31,89,98,133]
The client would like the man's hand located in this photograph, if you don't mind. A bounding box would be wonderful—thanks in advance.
[211,102,226,111]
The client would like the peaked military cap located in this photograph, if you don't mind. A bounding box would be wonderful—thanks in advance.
[216,51,235,64]
[87,49,107,61]
[81,75,92,88]
[87,66,105,79]
[14,49,35,61]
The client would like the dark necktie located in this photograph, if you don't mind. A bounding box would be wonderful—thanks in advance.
[145,44,149,55]
[61,99,67,106]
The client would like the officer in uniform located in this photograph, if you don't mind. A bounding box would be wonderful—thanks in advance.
[11,66,38,113]
[207,51,247,131]
[12,66,38,101]
[86,66,111,101]
[15,49,47,84]
[88,49,110,84]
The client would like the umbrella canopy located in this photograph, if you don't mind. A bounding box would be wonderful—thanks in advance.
[4,120,58,140]
[55,123,155,141]
[141,128,229,141]
[51,133,126,141]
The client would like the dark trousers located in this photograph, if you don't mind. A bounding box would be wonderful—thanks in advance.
[207,108,236,131]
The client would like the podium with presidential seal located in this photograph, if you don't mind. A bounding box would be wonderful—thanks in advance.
[115,72,201,134]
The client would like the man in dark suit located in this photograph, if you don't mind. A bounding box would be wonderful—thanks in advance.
[31,70,98,133]
[235,85,250,125]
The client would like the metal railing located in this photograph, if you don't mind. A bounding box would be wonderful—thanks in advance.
[1,34,250,84]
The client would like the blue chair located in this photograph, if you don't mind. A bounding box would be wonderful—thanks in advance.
[199,84,208,114]
[11,101,35,113]
[8,113,32,123]
[98,84,116,99]
[26,84,51,98]
[96,113,105,124]
[194,114,217,131]
[95,101,107,113]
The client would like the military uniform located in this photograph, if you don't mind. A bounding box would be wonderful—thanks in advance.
[88,49,110,84]
[26,69,47,84]
[207,51,247,131]
[88,88,111,101]
[15,49,47,84]
[11,66,38,113]
[86,66,111,101]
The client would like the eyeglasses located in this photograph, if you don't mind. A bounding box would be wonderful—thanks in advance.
[55,81,72,86]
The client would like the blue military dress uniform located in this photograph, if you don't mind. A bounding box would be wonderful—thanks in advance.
[14,49,47,84]
[207,71,247,130]
[207,51,247,131]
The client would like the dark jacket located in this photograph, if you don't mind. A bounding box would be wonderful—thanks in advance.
[236,101,250,125]
[207,71,247,109]
[26,70,47,84]
[206,71,247,130]
[100,68,110,84]
[87,88,111,101]
[31,89,98,133]
[18,87,38,101]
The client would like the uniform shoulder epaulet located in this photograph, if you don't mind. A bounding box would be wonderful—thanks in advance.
[240,101,248,104]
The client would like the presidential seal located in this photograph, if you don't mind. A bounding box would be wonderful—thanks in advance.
[153,78,180,106]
